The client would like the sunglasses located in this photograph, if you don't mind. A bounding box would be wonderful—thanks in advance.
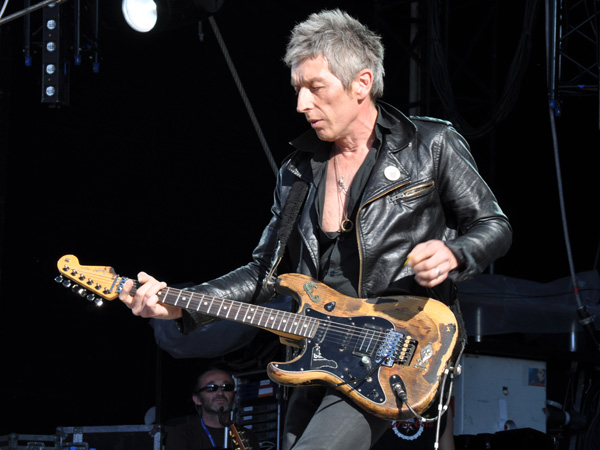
[197,383,235,393]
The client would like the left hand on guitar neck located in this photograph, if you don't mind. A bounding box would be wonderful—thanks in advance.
[119,271,182,320]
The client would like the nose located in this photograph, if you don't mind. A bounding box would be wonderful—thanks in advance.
[296,87,312,113]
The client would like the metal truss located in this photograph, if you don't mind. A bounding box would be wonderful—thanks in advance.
[546,0,600,121]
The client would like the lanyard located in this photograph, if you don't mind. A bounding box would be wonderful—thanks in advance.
[200,418,217,448]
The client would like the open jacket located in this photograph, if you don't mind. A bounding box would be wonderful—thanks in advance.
[179,102,512,333]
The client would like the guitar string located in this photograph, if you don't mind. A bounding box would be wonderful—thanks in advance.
[73,272,397,349]
[76,273,395,351]
[70,272,400,347]
[154,283,399,348]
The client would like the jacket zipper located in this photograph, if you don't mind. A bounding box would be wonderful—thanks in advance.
[355,181,410,297]
[387,181,435,202]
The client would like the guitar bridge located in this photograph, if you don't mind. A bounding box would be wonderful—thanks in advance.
[377,331,417,367]
[351,326,417,368]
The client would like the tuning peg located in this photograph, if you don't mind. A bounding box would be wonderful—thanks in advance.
[71,285,86,297]
[62,279,72,288]
[55,275,64,283]
[94,298,104,307]
[86,293,96,302]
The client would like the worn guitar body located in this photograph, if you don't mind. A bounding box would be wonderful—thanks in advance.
[269,274,459,420]
[56,255,459,421]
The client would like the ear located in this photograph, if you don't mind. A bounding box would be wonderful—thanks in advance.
[354,69,374,100]
[192,394,202,407]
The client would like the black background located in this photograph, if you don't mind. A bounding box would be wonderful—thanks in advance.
[0,0,599,438]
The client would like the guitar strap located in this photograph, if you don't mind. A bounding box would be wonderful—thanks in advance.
[264,177,309,286]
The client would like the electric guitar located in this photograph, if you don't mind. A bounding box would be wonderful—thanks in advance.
[56,254,459,421]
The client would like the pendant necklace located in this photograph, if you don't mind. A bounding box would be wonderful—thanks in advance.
[333,152,354,232]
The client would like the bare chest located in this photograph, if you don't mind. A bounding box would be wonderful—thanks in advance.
[321,152,369,233]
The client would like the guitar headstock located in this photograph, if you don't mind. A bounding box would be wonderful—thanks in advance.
[229,424,251,450]
[55,254,127,306]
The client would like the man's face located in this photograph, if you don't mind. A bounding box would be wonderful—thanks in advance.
[291,55,360,143]
[193,370,236,415]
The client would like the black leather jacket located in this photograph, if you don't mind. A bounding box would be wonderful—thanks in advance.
[180,102,512,332]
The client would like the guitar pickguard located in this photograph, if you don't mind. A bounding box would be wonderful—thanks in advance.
[274,308,417,405]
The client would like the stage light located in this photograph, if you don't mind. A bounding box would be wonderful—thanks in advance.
[41,3,69,105]
[121,0,224,33]
[122,0,157,33]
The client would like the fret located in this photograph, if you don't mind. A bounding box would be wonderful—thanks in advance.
[303,317,316,337]
[199,296,211,313]
[285,312,297,334]
[291,316,301,335]
[223,300,234,319]
[219,300,230,318]
[172,288,183,307]
[249,305,259,325]
[257,307,266,327]
[241,303,252,323]
[183,292,192,309]
[281,312,290,333]
[215,299,225,317]
[206,297,216,314]
[233,302,242,322]
[274,310,284,331]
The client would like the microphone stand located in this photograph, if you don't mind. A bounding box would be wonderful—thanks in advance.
[218,407,232,448]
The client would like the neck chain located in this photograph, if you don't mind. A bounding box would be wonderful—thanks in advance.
[332,152,354,232]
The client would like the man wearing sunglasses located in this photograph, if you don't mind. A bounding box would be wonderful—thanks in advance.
[165,368,260,449]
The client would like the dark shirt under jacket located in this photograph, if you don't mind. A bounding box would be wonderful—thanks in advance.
[165,415,260,450]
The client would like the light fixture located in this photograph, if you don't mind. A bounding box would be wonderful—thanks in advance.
[41,3,69,105]
[121,0,224,33]
[122,0,157,33]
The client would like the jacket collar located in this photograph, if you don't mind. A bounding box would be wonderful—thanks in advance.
[288,100,416,156]
[284,101,417,182]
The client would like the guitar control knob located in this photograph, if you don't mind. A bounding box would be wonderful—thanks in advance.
[360,356,372,369]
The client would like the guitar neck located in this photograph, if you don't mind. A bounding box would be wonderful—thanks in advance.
[130,281,317,340]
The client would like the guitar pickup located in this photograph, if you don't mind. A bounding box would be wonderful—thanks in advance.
[352,323,383,359]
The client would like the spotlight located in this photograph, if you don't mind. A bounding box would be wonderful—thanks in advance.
[121,0,224,33]
[122,0,157,33]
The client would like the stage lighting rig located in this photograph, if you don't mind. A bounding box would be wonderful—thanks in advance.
[41,2,68,104]
[121,0,224,33]
[0,0,100,106]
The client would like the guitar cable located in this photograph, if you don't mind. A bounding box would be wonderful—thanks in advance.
[393,343,465,449]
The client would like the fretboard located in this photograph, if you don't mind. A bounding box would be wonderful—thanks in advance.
[151,285,319,339]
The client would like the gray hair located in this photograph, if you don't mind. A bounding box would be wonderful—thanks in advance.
[283,9,385,99]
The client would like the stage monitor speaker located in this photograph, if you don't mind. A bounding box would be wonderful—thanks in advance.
[453,354,547,435]
[455,428,553,450]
